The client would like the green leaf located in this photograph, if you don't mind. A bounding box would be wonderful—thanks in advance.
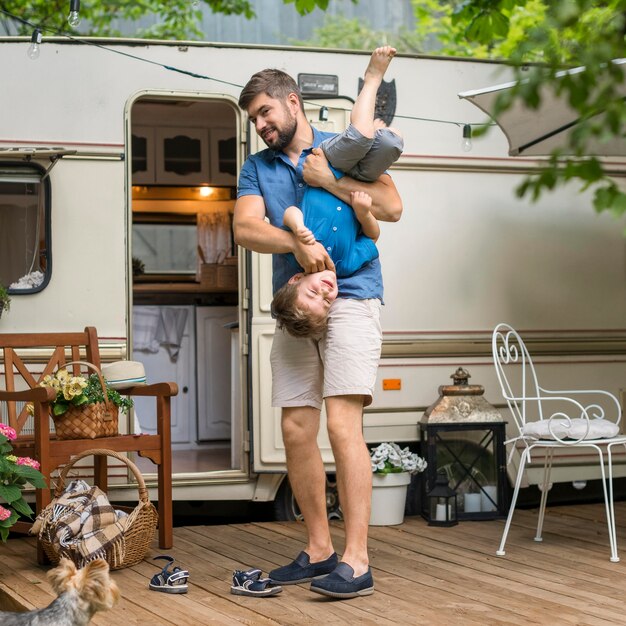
[0,484,22,504]
[0,510,19,528]
[593,186,615,213]
[53,402,68,416]
[9,496,34,518]
[12,465,47,488]
[0,527,8,542]
[611,191,626,218]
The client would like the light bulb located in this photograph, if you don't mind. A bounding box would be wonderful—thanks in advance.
[462,124,473,152]
[27,29,42,60]
[68,11,80,26]
[68,0,81,27]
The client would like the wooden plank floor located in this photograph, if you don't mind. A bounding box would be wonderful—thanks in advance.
[2,502,626,625]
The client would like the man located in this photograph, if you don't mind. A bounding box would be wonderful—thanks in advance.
[234,66,402,599]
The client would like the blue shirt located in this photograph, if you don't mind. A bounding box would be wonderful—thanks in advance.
[281,166,379,278]
[237,127,383,299]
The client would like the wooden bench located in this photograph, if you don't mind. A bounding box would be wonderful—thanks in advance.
[0,327,177,560]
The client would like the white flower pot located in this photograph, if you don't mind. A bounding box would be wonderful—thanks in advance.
[369,472,411,526]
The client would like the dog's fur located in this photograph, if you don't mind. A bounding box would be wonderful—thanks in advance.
[0,558,120,625]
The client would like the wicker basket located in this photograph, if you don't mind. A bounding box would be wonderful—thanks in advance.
[39,449,158,570]
[52,361,118,440]
[200,261,237,291]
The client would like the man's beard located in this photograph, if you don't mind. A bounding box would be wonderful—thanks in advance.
[262,116,297,151]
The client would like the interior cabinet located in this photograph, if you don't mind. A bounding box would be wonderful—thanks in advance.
[209,128,237,186]
[131,124,237,187]
[155,127,210,185]
[196,306,238,441]
[131,126,155,184]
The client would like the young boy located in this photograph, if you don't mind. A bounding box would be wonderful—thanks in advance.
[271,47,402,337]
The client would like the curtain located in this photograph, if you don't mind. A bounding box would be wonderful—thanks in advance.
[196,210,232,280]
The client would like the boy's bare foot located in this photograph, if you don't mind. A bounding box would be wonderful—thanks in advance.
[351,190,373,218]
[364,46,396,85]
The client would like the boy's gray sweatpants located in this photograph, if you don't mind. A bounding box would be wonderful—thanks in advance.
[320,123,403,182]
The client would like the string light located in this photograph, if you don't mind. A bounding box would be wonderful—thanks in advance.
[68,0,81,27]
[462,124,473,152]
[27,28,41,60]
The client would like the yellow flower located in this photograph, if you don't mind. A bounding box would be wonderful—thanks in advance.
[25,403,34,416]
[69,376,87,390]
[56,369,70,382]
[6,455,17,463]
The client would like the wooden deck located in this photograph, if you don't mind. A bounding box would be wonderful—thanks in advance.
[2,503,626,625]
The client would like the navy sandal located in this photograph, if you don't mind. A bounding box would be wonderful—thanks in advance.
[149,555,189,594]
[231,568,282,597]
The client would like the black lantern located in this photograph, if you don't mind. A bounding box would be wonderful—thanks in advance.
[426,469,458,526]
[420,368,509,522]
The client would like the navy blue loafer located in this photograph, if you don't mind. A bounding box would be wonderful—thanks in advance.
[269,551,338,585]
[310,563,374,599]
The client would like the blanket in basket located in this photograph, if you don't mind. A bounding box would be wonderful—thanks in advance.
[32,479,129,565]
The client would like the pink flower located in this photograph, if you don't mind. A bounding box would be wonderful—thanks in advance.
[0,424,17,441]
[16,457,40,470]
[0,505,11,521]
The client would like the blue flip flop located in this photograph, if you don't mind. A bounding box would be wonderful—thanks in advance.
[231,568,282,597]
[149,555,189,594]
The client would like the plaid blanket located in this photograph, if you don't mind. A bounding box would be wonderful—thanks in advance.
[32,479,129,566]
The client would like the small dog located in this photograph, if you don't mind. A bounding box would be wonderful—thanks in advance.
[0,558,120,625]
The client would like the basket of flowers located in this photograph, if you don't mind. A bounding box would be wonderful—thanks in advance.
[35,361,133,440]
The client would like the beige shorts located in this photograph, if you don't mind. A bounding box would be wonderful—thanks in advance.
[270,298,382,409]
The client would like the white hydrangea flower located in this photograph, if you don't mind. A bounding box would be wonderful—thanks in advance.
[369,442,427,475]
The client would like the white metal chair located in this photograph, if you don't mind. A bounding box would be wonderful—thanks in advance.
[492,323,626,562]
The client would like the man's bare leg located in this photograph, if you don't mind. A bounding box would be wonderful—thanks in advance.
[325,395,371,576]
[282,406,334,561]
[351,46,397,139]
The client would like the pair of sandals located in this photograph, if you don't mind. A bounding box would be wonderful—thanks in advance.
[149,556,281,598]
[231,568,283,597]
[149,555,189,594]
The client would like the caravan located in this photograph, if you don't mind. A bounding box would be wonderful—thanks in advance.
[1,38,626,516]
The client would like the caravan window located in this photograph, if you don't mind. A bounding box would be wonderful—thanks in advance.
[0,165,50,293]
[133,218,197,275]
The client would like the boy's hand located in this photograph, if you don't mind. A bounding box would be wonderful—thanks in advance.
[351,190,373,220]
[293,239,336,274]
[303,148,335,188]
[295,226,316,245]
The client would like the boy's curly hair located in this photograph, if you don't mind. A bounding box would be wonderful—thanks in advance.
[271,281,328,338]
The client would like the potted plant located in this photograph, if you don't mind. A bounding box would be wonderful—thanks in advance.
[369,442,427,526]
[0,284,11,318]
[0,423,48,541]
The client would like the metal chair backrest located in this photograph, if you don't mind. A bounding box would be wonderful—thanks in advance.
[492,323,544,435]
